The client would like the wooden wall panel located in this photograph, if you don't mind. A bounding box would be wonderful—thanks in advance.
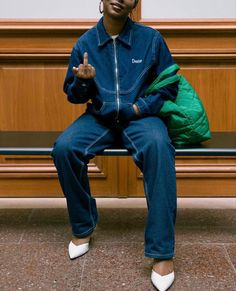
[0,64,85,131]
[1,155,235,197]
[0,19,235,132]
[125,156,236,197]
[0,155,120,197]
[179,67,236,131]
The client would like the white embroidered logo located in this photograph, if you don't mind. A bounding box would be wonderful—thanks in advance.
[132,58,142,64]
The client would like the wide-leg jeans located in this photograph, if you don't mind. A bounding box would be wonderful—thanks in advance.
[52,113,177,259]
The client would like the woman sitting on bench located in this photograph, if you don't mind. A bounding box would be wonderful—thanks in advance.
[52,1,178,290]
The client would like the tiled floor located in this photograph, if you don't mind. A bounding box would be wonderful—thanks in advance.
[0,198,236,290]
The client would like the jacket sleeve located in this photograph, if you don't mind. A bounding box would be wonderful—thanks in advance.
[134,33,179,116]
[63,46,96,104]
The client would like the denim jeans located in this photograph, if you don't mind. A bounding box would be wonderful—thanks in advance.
[52,113,177,259]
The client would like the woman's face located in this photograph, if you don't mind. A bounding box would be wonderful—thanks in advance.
[103,0,136,20]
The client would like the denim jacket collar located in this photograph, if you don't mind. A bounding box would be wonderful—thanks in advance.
[96,17,133,47]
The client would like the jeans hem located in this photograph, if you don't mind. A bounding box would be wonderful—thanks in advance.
[72,225,96,238]
[145,251,174,260]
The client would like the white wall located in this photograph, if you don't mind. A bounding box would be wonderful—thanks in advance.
[142,0,236,19]
[0,0,235,19]
[0,0,101,18]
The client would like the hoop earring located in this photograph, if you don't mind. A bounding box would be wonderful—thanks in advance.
[99,1,104,14]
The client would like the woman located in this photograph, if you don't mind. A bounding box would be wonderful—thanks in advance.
[52,1,178,290]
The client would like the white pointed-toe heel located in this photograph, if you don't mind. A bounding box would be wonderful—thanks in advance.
[68,241,89,259]
[151,269,175,291]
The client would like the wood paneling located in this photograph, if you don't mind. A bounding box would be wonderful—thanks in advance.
[0,156,120,197]
[0,65,83,131]
[126,156,236,197]
[1,156,235,197]
[0,19,235,132]
[179,68,236,131]
[0,19,235,197]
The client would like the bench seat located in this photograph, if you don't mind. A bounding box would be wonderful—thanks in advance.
[0,131,236,156]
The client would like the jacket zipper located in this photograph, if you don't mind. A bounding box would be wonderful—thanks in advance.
[113,39,120,121]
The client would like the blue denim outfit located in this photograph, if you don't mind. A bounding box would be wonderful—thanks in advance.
[52,17,178,259]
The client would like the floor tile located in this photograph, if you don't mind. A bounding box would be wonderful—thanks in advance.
[81,242,154,291]
[1,207,235,290]
[78,242,236,291]
[175,208,236,244]
[225,244,236,271]
[175,226,236,244]
[0,243,85,291]
[172,244,236,290]
[176,209,236,228]
[20,208,71,243]
[29,208,69,222]
[20,222,71,243]
[0,209,32,244]
[93,208,146,243]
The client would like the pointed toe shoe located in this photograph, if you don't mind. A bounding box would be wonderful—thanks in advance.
[151,269,175,291]
[68,241,89,259]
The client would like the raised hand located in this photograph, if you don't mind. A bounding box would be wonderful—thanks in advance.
[72,52,96,79]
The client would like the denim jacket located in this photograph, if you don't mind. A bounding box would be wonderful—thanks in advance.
[64,17,178,124]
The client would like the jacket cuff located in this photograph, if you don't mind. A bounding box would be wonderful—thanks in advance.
[72,77,94,89]
[71,77,94,100]
[120,103,137,121]
[134,98,151,116]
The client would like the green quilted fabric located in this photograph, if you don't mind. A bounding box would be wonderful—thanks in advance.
[145,64,211,146]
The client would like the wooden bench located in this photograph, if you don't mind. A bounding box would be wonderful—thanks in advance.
[0,132,236,197]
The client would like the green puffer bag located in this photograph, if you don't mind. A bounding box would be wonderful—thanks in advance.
[145,64,211,146]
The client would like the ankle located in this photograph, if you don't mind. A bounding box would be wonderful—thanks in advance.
[71,235,91,246]
[153,259,174,276]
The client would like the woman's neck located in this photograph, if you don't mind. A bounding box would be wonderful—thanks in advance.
[103,16,128,36]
